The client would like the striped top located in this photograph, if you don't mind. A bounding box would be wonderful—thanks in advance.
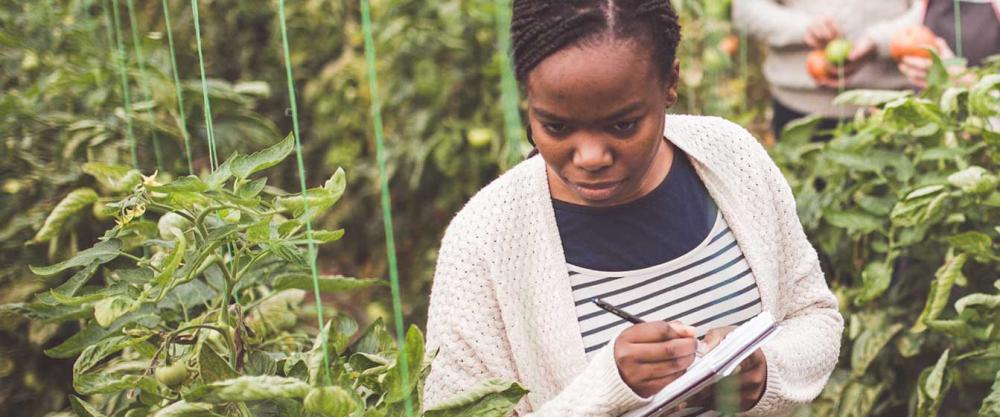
[569,210,763,417]
[571,210,762,357]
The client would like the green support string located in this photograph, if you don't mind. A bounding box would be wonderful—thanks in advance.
[952,0,963,58]
[191,0,219,170]
[161,0,194,174]
[125,0,164,170]
[494,0,525,168]
[109,0,140,169]
[276,0,332,386]
[359,1,414,416]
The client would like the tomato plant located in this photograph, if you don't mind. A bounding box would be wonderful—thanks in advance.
[2,135,526,416]
[773,53,1000,417]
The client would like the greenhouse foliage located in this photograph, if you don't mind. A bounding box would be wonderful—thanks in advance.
[1,0,998,416]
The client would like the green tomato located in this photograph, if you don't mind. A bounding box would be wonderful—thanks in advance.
[155,362,189,388]
[157,212,192,241]
[825,39,853,65]
[466,128,494,149]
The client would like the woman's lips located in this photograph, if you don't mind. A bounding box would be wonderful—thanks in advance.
[571,180,624,201]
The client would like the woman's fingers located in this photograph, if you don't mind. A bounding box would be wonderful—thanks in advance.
[626,337,698,363]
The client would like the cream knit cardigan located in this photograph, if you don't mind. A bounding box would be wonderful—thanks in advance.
[422,115,844,417]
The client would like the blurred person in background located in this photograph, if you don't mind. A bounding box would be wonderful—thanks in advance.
[734,0,922,140]
[894,0,1000,88]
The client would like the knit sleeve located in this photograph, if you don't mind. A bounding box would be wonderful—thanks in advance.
[738,146,845,417]
[863,2,923,59]
[422,212,650,417]
[732,0,812,49]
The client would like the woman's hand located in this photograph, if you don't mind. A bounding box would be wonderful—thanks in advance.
[614,321,698,398]
[804,16,841,49]
[682,326,768,411]
[897,37,969,88]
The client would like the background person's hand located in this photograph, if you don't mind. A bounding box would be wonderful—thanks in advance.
[614,320,698,398]
[804,16,841,49]
[680,326,768,412]
[815,36,877,89]
[898,37,956,88]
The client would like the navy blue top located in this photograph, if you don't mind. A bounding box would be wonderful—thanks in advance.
[553,147,717,272]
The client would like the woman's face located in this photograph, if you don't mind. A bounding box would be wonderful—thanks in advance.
[526,38,679,207]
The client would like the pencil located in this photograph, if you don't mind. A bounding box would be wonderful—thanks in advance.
[591,298,645,324]
[592,297,707,357]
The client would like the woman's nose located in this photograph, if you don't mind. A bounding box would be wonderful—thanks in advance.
[572,137,613,172]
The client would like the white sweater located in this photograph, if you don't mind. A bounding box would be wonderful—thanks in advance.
[422,115,844,417]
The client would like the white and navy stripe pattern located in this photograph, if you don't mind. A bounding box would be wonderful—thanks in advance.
[570,210,762,359]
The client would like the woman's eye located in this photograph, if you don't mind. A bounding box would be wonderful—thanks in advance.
[612,120,638,132]
[543,123,568,134]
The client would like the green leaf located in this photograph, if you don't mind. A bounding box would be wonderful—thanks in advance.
[82,162,142,192]
[231,133,294,179]
[151,401,216,417]
[205,155,235,189]
[273,274,386,293]
[74,373,157,395]
[949,166,999,195]
[149,176,209,193]
[851,323,903,376]
[73,335,148,378]
[385,325,426,403]
[324,167,346,201]
[303,386,356,417]
[948,232,995,259]
[854,194,895,217]
[30,239,122,276]
[834,89,911,107]
[913,253,968,333]
[238,177,268,199]
[154,233,187,290]
[855,261,893,305]
[955,293,1000,315]
[980,369,1000,417]
[939,87,967,115]
[969,74,1000,116]
[906,185,947,201]
[186,376,311,403]
[198,344,238,383]
[925,349,950,400]
[423,378,529,417]
[32,188,98,243]
[45,308,159,358]
[69,395,107,417]
[834,380,885,417]
[51,262,101,298]
[824,151,882,172]
[823,209,883,234]
[93,296,136,328]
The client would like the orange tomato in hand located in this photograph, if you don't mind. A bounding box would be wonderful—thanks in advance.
[806,50,831,82]
[890,26,938,61]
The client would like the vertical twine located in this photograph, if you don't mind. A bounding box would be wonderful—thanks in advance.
[276,0,332,386]
[125,0,164,169]
[191,0,219,170]
[161,0,194,174]
[359,1,414,416]
[495,0,524,168]
[109,0,140,169]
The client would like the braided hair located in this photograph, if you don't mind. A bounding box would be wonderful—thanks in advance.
[511,0,682,86]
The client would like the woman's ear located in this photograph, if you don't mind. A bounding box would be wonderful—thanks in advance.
[664,59,680,108]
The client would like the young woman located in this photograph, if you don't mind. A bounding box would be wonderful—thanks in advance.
[423,1,843,416]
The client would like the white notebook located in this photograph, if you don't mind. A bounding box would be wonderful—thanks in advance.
[620,312,780,417]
